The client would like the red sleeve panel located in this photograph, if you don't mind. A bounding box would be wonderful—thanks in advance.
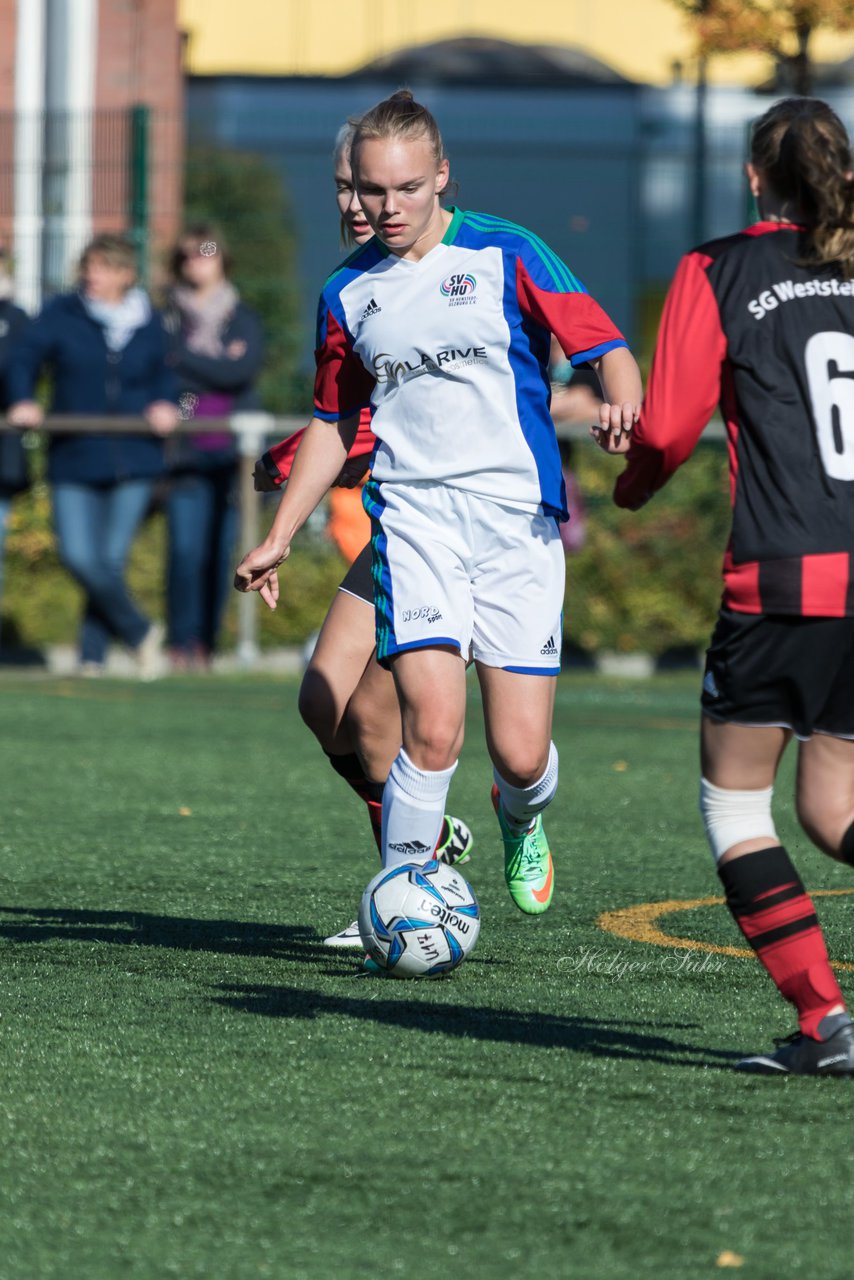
[614,252,727,510]
[312,306,375,422]
[516,261,627,365]
[265,408,376,486]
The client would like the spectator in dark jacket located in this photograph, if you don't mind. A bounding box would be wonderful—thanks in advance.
[163,224,264,670]
[7,233,179,678]
[0,242,30,620]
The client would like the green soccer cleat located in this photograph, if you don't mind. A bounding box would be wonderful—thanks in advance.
[491,785,554,915]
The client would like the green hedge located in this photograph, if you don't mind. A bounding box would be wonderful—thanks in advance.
[0,439,347,653]
[566,441,730,655]
[2,439,731,658]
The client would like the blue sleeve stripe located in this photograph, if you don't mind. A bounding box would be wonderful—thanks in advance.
[314,297,328,349]
[570,339,628,367]
[313,403,372,422]
[464,212,575,292]
[462,211,583,294]
[323,237,388,289]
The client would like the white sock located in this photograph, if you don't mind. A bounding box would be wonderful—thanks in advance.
[494,742,559,834]
[382,748,458,868]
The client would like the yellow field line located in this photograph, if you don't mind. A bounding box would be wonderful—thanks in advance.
[598,889,854,973]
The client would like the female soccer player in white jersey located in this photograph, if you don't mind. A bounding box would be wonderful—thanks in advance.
[236,90,642,916]
[601,98,854,1075]
[259,119,475,948]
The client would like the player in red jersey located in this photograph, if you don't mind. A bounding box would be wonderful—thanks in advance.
[599,98,854,1075]
[256,121,474,948]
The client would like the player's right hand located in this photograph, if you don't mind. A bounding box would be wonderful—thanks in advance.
[234,540,290,610]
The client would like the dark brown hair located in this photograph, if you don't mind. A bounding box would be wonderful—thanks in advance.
[168,223,233,283]
[751,97,854,278]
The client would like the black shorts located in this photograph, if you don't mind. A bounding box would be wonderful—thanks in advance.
[701,608,854,739]
[337,542,373,605]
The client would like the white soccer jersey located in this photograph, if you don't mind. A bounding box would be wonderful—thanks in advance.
[313,207,626,519]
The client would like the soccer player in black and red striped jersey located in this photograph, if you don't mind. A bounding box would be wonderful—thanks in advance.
[599,97,854,1075]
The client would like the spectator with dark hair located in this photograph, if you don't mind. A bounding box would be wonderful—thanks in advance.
[6,233,178,678]
[0,240,30,627]
[163,224,264,671]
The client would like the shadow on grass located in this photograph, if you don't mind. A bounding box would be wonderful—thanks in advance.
[214,982,740,1069]
[0,905,332,964]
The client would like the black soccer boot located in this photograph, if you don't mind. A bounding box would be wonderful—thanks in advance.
[736,1017,854,1076]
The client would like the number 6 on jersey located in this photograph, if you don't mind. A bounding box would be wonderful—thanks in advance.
[805,330,854,481]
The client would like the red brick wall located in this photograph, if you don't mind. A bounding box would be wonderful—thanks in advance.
[0,0,183,277]
[0,0,17,248]
[0,0,15,113]
[93,0,184,263]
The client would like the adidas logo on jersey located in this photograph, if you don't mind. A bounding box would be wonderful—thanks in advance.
[361,298,382,320]
[540,635,559,656]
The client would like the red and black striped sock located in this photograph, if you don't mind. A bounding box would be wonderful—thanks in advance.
[718,845,845,1041]
[326,752,384,854]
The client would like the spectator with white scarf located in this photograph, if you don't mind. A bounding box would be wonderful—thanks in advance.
[7,234,179,678]
[163,225,264,671]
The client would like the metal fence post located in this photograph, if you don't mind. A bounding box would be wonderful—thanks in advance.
[129,103,149,283]
[232,411,275,669]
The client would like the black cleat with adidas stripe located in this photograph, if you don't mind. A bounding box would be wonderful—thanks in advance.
[736,1019,854,1076]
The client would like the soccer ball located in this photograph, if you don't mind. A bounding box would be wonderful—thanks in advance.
[358,860,481,978]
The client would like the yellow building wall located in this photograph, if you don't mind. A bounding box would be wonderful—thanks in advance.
[178,0,854,87]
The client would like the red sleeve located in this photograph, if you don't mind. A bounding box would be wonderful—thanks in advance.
[313,307,375,422]
[264,409,375,486]
[516,261,627,366]
[614,251,727,510]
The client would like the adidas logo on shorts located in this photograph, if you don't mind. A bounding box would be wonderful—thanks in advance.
[361,298,382,320]
[540,635,559,656]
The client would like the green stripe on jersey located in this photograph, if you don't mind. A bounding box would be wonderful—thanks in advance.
[441,206,465,245]
[465,211,580,293]
[462,211,582,293]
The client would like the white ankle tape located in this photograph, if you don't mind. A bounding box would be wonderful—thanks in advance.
[698,778,777,865]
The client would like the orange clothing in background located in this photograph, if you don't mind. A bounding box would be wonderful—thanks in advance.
[328,484,371,564]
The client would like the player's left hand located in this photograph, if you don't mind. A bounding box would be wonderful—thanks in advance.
[333,456,368,488]
[590,401,638,454]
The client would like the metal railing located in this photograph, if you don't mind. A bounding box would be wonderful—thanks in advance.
[0,410,726,669]
[0,411,304,666]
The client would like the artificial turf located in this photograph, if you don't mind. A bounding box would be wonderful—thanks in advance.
[0,672,851,1280]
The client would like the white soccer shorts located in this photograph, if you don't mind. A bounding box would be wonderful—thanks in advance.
[363,479,565,673]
